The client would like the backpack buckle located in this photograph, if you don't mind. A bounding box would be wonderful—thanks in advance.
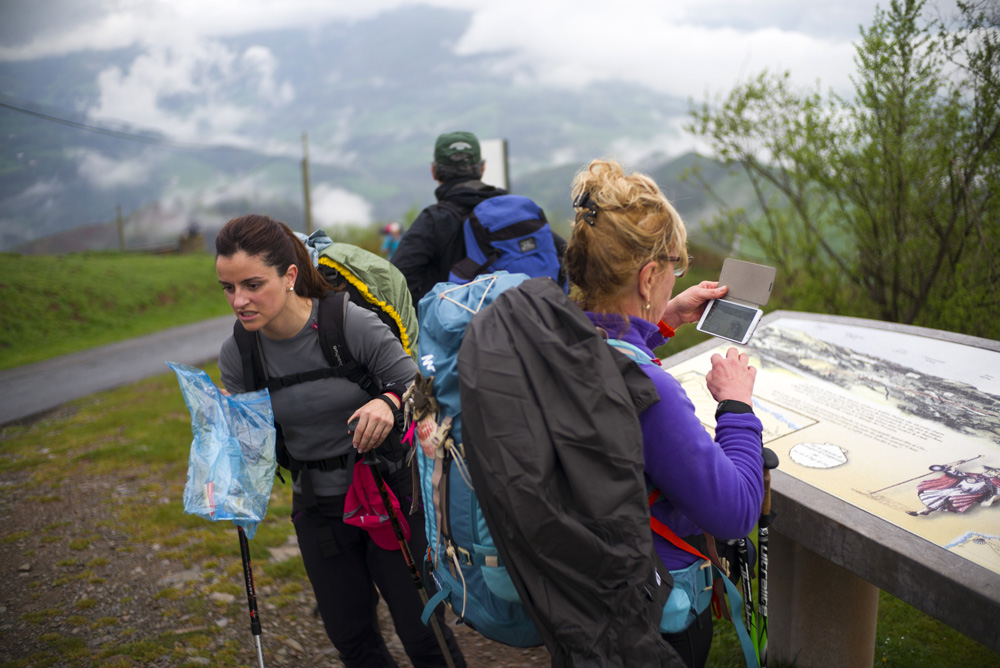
[455,546,473,566]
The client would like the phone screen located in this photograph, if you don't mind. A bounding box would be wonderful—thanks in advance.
[697,299,762,344]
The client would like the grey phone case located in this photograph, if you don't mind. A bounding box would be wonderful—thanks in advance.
[717,258,776,309]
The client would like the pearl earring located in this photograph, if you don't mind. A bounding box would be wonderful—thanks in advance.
[644,302,650,311]
[288,286,294,292]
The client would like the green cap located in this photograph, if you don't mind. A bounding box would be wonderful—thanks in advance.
[434,131,481,166]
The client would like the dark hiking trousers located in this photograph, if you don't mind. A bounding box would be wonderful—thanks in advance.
[662,605,714,668]
[293,469,465,668]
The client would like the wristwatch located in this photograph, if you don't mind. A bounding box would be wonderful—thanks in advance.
[715,399,754,421]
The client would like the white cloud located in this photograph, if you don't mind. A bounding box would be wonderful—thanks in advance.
[0,1,399,61]
[241,46,296,105]
[15,177,63,199]
[74,150,154,189]
[454,2,865,100]
[607,120,707,166]
[86,39,295,144]
[192,171,291,208]
[0,176,65,247]
[311,184,373,228]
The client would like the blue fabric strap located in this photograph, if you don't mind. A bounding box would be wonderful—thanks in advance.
[606,338,654,365]
[421,587,450,626]
[714,564,761,668]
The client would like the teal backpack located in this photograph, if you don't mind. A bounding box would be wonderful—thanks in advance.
[405,273,542,647]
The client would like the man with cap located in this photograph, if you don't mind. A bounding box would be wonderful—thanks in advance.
[391,131,506,304]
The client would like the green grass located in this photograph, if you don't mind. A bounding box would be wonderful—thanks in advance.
[0,251,231,370]
[704,586,998,668]
[0,361,296,667]
[1,247,996,668]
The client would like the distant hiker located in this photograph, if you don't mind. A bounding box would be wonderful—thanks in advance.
[564,160,765,668]
[379,221,403,259]
[214,215,466,668]
[390,131,507,303]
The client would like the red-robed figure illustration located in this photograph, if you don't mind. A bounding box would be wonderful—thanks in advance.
[907,464,1000,516]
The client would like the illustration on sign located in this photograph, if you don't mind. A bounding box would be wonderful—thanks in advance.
[904,460,1000,516]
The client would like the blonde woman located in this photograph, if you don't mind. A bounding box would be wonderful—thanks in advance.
[565,160,764,667]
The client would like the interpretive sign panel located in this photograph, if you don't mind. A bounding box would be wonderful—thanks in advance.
[664,312,1000,576]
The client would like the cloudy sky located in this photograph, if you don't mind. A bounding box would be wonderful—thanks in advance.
[3,1,955,102]
[0,0,960,229]
[2,0,965,150]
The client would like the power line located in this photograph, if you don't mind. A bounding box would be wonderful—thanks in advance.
[1,94,293,231]
[0,96,247,152]
[1,94,316,243]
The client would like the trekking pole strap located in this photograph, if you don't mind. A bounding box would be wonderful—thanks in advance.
[421,587,450,626]
[714,563,761,668]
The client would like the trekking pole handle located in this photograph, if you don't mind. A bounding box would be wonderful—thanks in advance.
[760,447,779,516]
[761,469,772,516]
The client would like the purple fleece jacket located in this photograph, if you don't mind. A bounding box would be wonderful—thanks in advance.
[588,312,765,571]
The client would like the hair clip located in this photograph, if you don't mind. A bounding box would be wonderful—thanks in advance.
[573,191,598,226]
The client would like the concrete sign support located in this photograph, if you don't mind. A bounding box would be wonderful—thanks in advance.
[769,533,880,667]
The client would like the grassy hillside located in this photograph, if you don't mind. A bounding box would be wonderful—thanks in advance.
[0,251,231,371]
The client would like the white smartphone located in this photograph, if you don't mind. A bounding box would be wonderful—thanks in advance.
[696,298,763,345]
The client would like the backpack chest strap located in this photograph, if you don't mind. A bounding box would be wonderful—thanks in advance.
[262,363,365,393]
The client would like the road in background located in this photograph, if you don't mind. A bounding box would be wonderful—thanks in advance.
[0,315,234,425]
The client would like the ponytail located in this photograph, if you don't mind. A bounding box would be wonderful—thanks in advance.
[287,229,331,298]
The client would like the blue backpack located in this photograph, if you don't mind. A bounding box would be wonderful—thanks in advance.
[448,195,565,291]
[406,273,543,648]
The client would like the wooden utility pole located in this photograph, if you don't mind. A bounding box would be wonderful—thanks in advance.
[116,204,126,251]
[301,132,313,234]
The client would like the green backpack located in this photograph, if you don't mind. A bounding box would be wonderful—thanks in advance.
[303,231,419,362]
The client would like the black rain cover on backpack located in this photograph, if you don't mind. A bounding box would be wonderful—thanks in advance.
[457,277,685,668]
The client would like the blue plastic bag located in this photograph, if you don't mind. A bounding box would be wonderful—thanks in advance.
[168,362,276,539]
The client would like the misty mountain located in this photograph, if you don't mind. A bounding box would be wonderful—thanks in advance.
[0,4,743,253]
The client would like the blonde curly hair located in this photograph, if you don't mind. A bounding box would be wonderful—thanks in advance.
[564,159,688,316]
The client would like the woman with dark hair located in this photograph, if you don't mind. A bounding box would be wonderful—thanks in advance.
[214,214,465,668]
[565,161,764,668]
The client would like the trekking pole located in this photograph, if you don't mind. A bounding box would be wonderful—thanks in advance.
[756,447,779,668]
[735,535,755,642]
[237,525,267,668]
[359,443,457,668]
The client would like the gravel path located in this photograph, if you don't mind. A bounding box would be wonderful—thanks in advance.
[0,414,550,667]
